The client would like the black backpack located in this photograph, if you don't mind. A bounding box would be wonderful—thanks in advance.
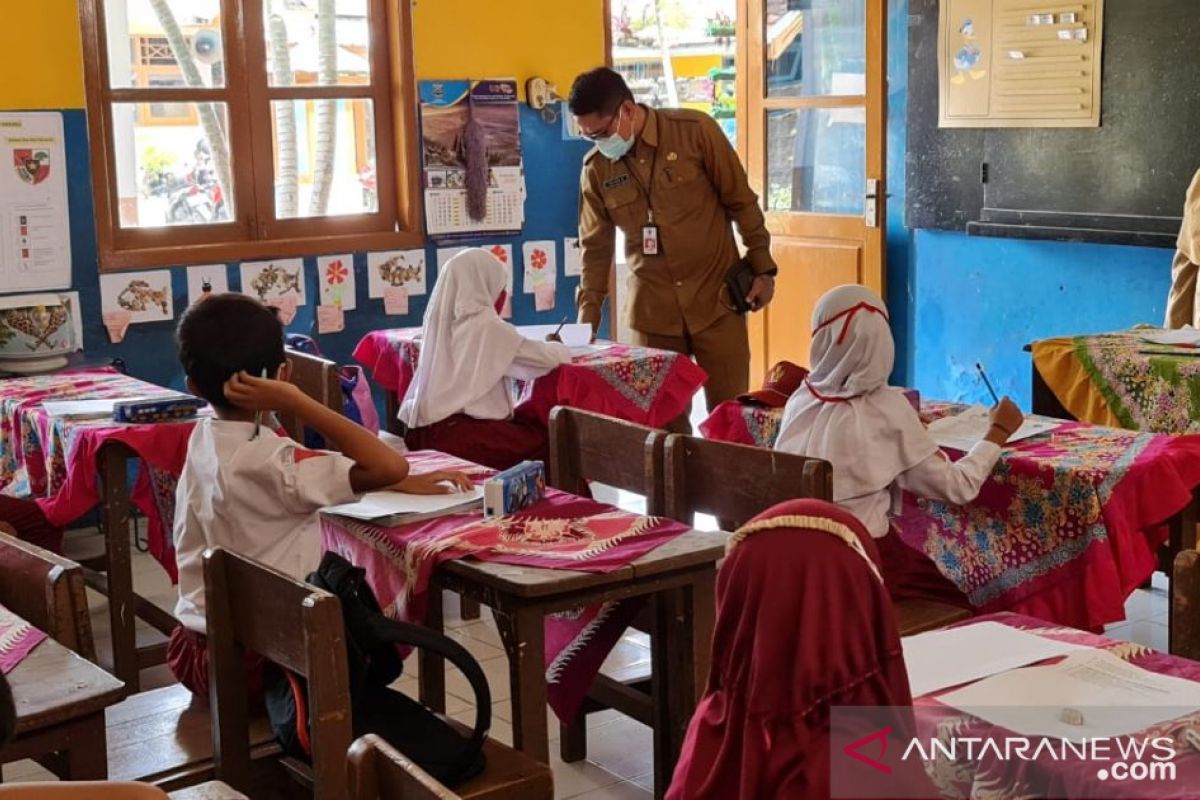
[263,551,490,787]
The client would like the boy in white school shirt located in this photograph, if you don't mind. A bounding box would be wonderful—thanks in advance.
[166,293,469,700]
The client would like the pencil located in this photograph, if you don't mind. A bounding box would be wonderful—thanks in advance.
[553,315,569,338]
[975,362,1000,405]
[251,367,267,440]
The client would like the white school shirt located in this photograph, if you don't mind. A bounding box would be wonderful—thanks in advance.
[839,442,1002,538]
[173,418,357,633]
[458,339,571,421]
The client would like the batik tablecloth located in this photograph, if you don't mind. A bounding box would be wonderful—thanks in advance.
[354,329,707,428]
[0,603,47,674]
[700,400,1200,630]
[0,369,193,579]
[1032,329,1200,434]
[320,450,693,722]
[913,613,1200,799]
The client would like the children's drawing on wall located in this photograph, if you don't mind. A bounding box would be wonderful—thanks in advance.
[318,254,358,310]
[240,259,306,324]
[186,264,229,306]
[367,250,425,299]
[99,270,175,324]
[951,18,986,85]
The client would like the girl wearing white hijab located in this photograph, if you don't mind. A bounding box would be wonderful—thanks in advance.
[399,249,571,470]
[774,285,1023,602]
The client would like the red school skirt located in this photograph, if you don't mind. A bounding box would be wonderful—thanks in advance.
[403,413,549,472]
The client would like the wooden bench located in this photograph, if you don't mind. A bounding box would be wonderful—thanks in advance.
[204,548,552,800]
[0,530,94,660]
[546,407,666,762]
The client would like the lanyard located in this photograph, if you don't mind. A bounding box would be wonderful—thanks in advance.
[622,145,659,224]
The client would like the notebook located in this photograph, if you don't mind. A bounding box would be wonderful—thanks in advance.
[324,486,483,526]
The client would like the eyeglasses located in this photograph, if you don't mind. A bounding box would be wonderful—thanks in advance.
[579,108,622,142]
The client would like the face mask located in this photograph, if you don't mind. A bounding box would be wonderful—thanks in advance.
[595,108,634,161]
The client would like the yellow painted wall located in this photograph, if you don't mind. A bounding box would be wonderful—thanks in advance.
[0,0,605,110]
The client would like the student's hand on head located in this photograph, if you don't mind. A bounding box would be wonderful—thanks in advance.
[987,396,1024,444]
[393,470,473,495]
[223,370,302,413]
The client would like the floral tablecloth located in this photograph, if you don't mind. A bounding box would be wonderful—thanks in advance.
[0,369,193,579]
[354,329,707,429]
[700,400,1200,630]
[1032,329,1200,434]
[0,602,47,674]
[320,451,693,722]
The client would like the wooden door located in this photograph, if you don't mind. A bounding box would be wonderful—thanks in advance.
[738,0,887,378]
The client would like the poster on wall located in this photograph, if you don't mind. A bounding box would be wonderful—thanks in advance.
[418,79,526,237]
[366,250,425,299]
[240,259,306,324]
[99,270,175,324]
[317,254,357,310]
[0,113,71,294]
[186,264,229,306]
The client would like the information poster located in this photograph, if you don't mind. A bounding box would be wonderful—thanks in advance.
[0,113,71,293]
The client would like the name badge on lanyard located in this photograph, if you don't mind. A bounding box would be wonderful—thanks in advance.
[642,222,660,256]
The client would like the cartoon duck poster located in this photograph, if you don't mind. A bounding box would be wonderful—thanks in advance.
[951,17,987,85]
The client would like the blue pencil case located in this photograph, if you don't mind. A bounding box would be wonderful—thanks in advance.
[112,396,206,424]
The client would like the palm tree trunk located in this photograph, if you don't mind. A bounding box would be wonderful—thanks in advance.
[147,0,232,206]
[268,14,299,217]
[308,0,338,215]
[653,0,680,106]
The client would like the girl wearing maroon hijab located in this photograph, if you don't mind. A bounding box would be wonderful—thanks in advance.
[666,499,915,800]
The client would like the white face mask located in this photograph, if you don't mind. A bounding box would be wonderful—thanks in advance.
[595,107,634,161]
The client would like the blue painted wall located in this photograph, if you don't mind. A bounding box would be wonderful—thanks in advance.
[886,1,1175,407]
[52,107,590,393]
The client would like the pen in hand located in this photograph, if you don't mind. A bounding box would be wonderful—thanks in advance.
[975,362,1000,406]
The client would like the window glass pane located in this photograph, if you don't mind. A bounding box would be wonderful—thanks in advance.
[112,102,234,228]
[265,0,371,87]
[105,0,224,89]
[271,99,377,218]
[766,107,864,214]
[611,0,738,147]
[765,0,865,98]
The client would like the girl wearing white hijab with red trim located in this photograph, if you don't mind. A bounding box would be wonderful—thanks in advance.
[399,248,571,470]
[775,284,1023,603]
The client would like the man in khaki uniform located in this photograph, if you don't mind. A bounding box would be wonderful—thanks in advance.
[1165,168,1200,328]
[568,68,777,415]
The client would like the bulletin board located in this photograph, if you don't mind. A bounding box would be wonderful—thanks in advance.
[939,0,1104,128]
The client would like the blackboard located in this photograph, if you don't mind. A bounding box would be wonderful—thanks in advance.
[906,0,1200,248]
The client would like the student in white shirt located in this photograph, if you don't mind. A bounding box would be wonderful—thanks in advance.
[398,248,572,470]
[167,294,468,701]
[774,284,1023,604]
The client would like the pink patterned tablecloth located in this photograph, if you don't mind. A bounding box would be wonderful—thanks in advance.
[354,329,707,429]
[321,450,693,722]
[0,369,194,580]
[912,613,1200,799]
[700,400,1200,631]
[0,602,47,674]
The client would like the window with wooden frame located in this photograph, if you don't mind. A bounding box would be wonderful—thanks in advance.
[79,0,421,270]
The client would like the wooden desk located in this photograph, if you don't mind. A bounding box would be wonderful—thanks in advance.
[418,528,725,799]
[2,635,125,779]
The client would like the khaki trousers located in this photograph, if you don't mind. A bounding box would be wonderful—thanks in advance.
[631,312,751,432]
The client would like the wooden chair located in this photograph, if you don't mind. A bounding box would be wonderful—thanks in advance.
[0,781,246,799]
[547,407,668,760]
[548,406,667,514]
[347,734,458,800]
[204,548,552,800]
[1173,550,1200,659]
[279,347,343,445]
[663,434,971,636]
[0,530,95,660]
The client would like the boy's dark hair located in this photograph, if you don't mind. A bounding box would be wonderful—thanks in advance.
[0,671,14,746]
[568,67,634,117]
[176,293,285,410]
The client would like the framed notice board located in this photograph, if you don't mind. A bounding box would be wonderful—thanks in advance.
[939,0,1104,128]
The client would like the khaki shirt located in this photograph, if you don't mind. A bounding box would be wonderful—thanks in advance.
[576,107,777,337]
[1165,168,1200,328]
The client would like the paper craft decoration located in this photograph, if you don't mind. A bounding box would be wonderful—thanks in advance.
[316,304,345,334]
[535,284,556,311]
[367,250,425,298]
[563,237,583,277]
[240,259,307,306]
[186,264,228,306]
[318,255,357,310]
[383,286,409,316]
[522,240,557,294]
[273,294,299,326]
[99,270,174,324]
[103,310,132,343]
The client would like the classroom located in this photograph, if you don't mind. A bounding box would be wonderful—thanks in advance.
[3,0,1200,798]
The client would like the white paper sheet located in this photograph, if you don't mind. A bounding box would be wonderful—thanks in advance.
[42,399,118,419]
[569,344,612,357]
[240,259,307,306]
[522,240,557,294]
[903,622,1089,697]
[317,254,357,310]
[367,250,425,299]
[186,265,229,306]
[926,404,1061,452]
[938,649,1200,740]
[1141,329,1200,348]
[515,323,592,348]
[98,270,175,324]
[324,485,483,523]
[0,113,71,293]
